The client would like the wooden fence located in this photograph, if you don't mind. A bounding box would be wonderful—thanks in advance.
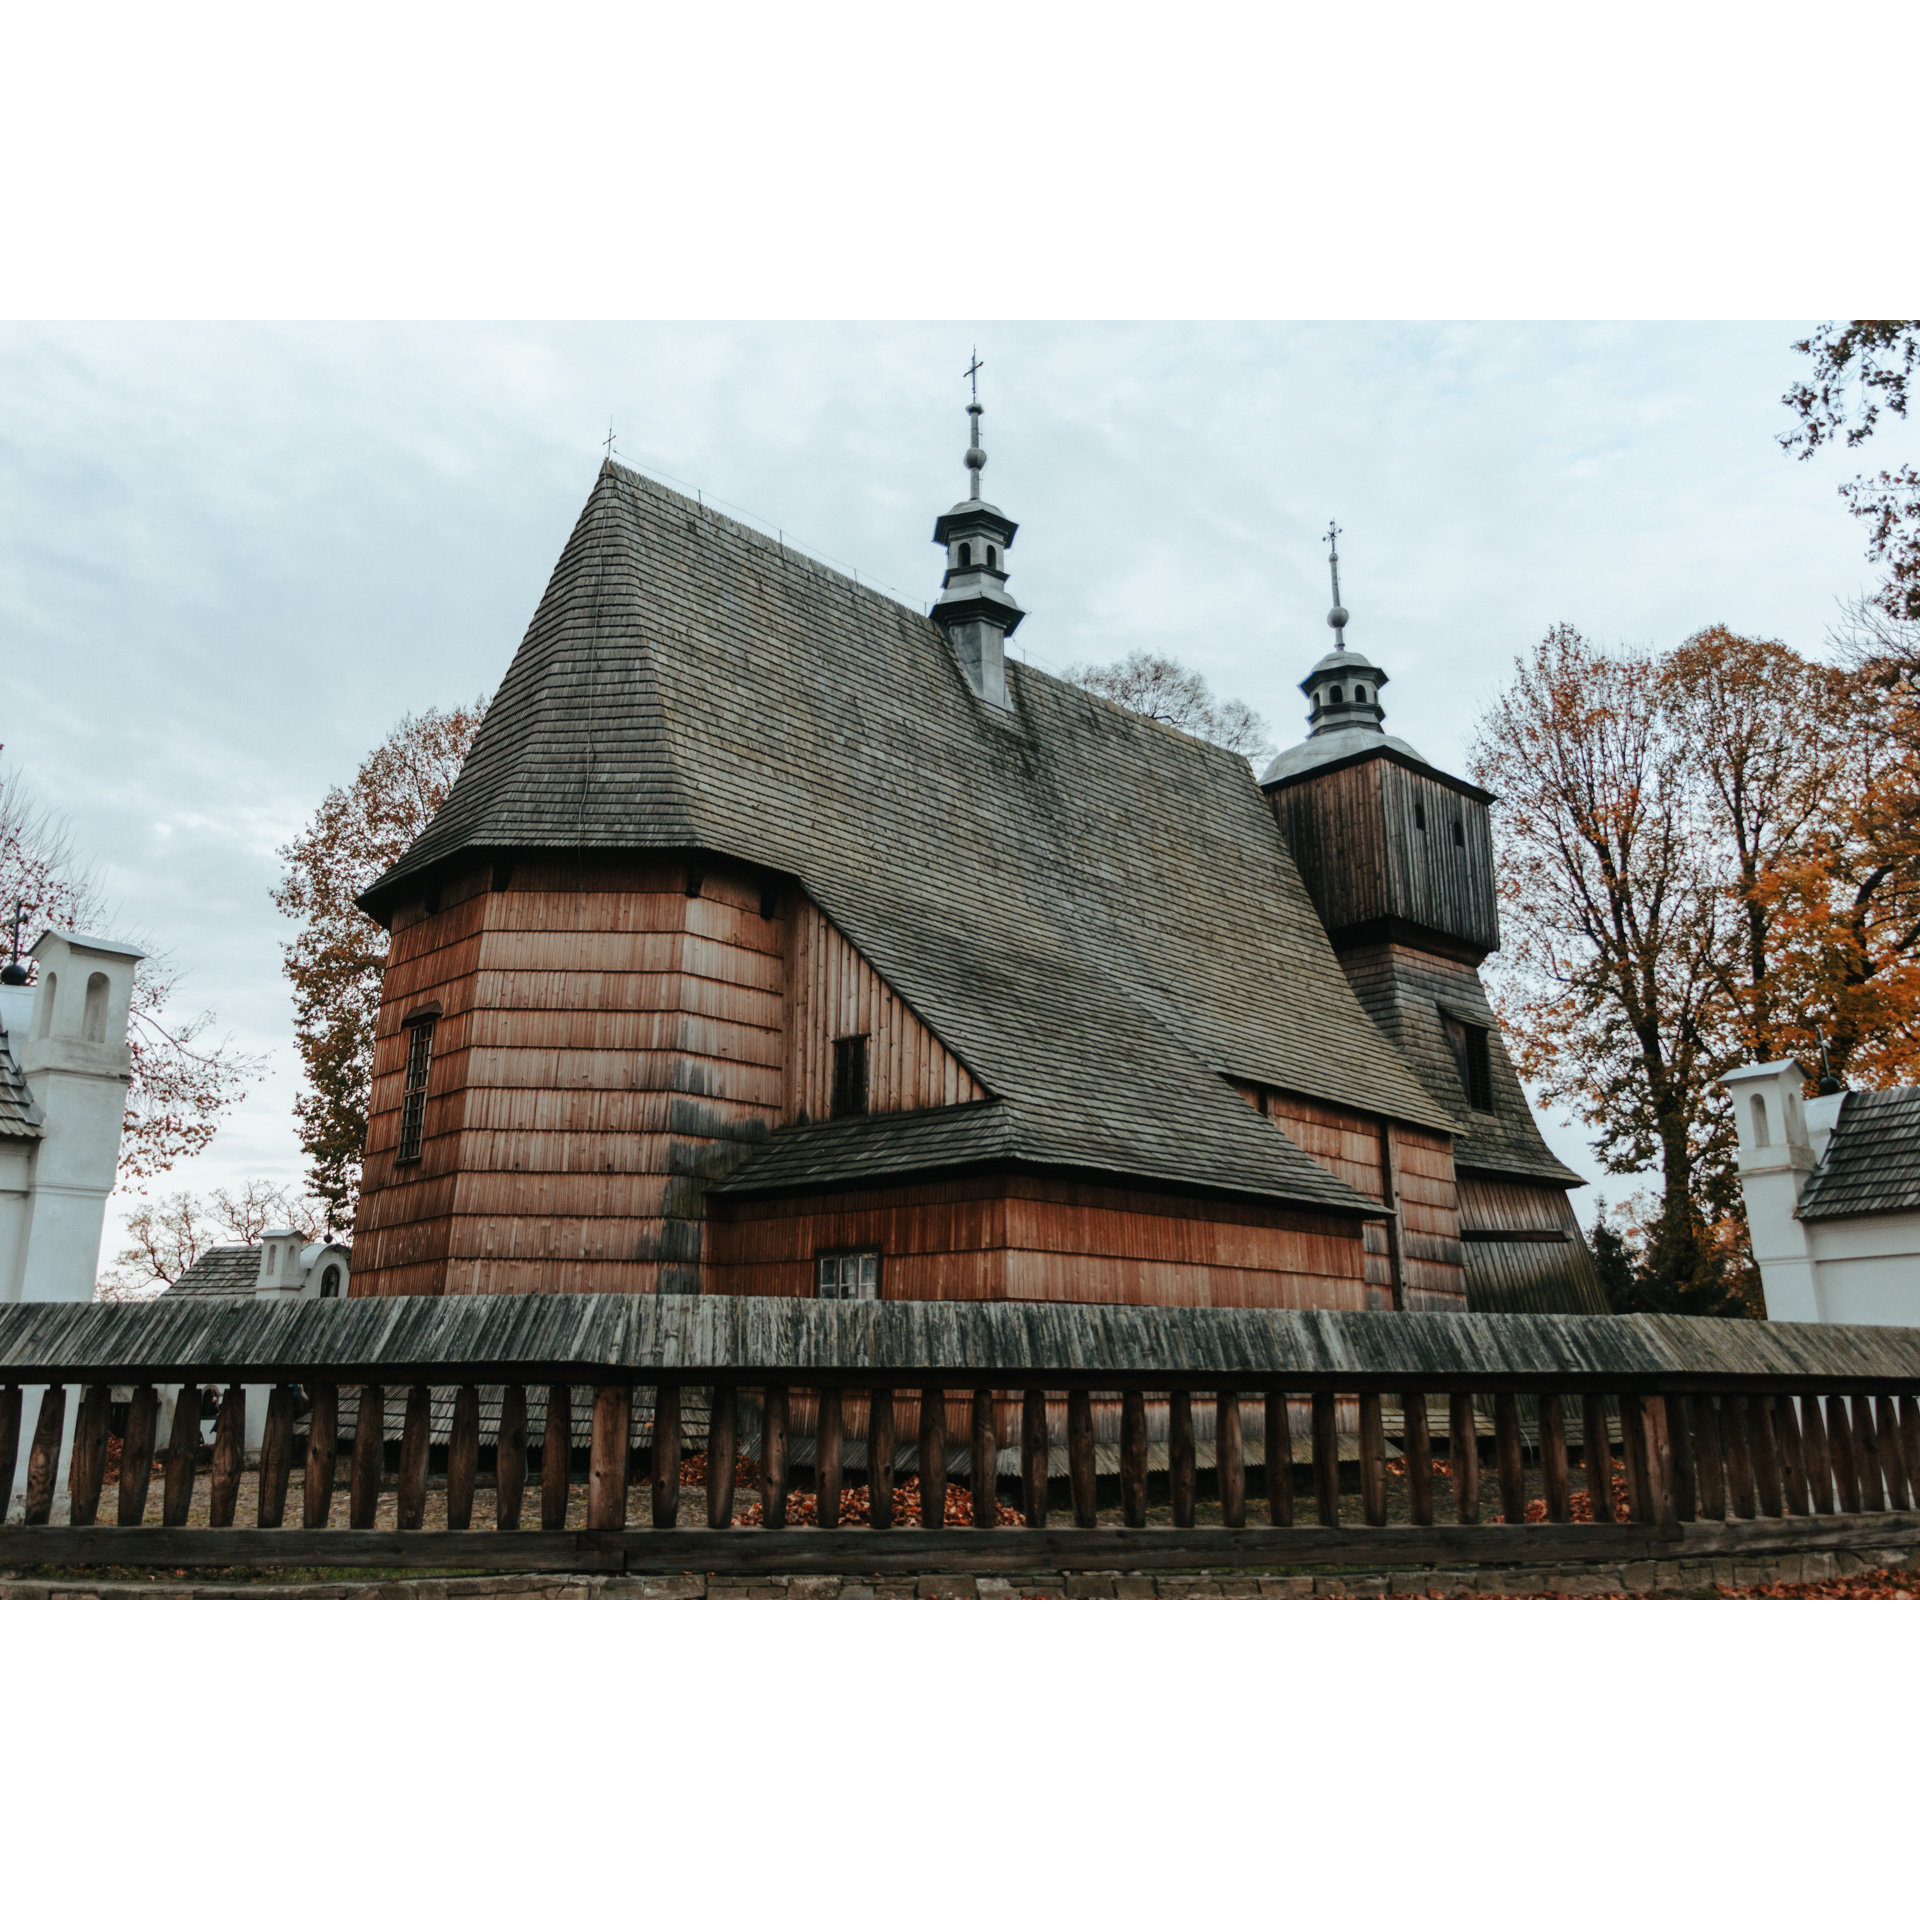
[3,1296,1919,1575]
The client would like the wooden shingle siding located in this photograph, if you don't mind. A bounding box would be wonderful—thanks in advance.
[784,897,985,1123]
[705,1174,1365,1308]
[355,858,789,1298]
[1268,755,1500,960]
[354,862,994,1301]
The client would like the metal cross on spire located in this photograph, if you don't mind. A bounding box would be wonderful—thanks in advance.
[603,420,617,462]
[964,348,984,404]
[1323,520,1350,650]
[2,897,29,986]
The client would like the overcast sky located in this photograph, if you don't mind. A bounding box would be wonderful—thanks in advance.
[0,320,1894,1258]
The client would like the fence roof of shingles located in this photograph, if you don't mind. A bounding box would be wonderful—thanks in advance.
[355,464,1456,1218]
[163,1245,262,1298]
[4,1295,1918,1390]
[1798,1086,1920,1221]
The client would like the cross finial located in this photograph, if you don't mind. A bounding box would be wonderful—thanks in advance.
[2,897,29,987]
[1323,520,1349,650]
[964,348,984,404]
[603,420,616,462]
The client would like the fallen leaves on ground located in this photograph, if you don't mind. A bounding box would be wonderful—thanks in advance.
[743,1473,1024,1529]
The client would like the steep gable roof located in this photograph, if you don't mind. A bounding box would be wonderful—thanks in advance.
[363,465,1455,1214]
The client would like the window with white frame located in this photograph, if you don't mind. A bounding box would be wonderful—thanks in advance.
[816,1250,881,1300]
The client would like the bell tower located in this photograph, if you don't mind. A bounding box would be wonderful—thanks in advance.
[1261,526,1606,1315]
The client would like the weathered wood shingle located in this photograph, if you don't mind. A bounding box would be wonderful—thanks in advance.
[356,465,1458,1215]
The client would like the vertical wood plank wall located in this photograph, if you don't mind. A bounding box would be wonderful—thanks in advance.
[1251,1089,1464,1312]
[783,898,985,1121]
[705,1174,1366,1308]
[1268,758,1499,956]
[1458,1176,1609,1315]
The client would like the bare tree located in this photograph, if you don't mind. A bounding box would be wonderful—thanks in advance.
[1059,651,1272,763]
[101,1179,327,1298]
[1,756,261,1185]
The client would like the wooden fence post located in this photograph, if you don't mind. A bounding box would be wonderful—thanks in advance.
[1798,1394,1832,1515]
[1312,1390,1340,1528]
[1748,1397,1784,1518]
[1665,1396,1697,1523]
[871,1387,897,1531]
[396,1384,431,1530]
[1618,1391,1650,1524]
[1067,1389,1096,1529]
[1218,1392,1245,1530]
[68,1383,111,1527]
[0,1387,20,1521]
[23,1385,64,1526]
[496,1384,527,1532]
[969,1388,995,1530]
[761,1384,789,1530]
[1874,1395,1909,1510]
[446,1385,479,1532]
[1827,1395,1861,1513]
[1899,1397,1920,1508]
[1359,1391,1387,1528]
[650,1383,681,1530]
[1692,1395,1726,1521]
[118,1384,159,1527]
[542,1384,571,1530]
[1170,1389,1196,1529]
[587,1384,631,1532]
[303,1382,338,1528]
[209,1386,246,1529]
[1450,1392,1479,1525]
[1723,1394,1756,1519]
[818,1387,844,1531]
[1402,1391,1435,1526]
[350,1383,384,1529]
[1493,1392,1525,1525]
[1539,1393,1570,1524]
[1121,1389,1148,1528]
[918,1388,948,1531]
[1641,1395,1676,1530]
[1852,1396,1887,1512]
[1773,1395,1810,1517]
[163,1383,199,1527]
[257,1386,295,1529]
[1266,1391,1294,1527]
[706,1386,737,1530]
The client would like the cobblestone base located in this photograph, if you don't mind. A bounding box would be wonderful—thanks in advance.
[4,1546,1914,1599]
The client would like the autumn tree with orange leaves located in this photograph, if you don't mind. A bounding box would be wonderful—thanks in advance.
[1473,623,1920,1316]
[274,702,486,1231]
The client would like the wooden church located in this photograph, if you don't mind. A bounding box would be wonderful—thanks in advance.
[349,396,1604,1320]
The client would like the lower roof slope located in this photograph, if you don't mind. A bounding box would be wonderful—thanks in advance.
[364,465,1456,1215]
[1798,1088,1920,1221]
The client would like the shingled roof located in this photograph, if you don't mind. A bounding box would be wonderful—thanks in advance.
[361,464,1456,1215]
[0,1028,39,1142]
[165,1244,263,1298]
[1798,1087,1920,1221]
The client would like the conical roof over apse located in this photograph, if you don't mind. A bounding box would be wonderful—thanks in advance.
[362,462,1456,1211]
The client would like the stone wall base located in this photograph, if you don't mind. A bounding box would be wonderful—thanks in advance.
[5,1545,1915,1600]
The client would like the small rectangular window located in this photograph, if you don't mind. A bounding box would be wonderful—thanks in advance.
[831,1034,869,1118]
[816,1250,882,1299]
[1413,802,1426,831]
[1442,1013,1494,1112]
[396,1017,436,1164]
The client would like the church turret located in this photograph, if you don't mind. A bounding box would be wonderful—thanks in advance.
[931,353,1023,708]
[1262,523,1497,964]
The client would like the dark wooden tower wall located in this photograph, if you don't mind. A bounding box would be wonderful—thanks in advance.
[1267,753,1499,961]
